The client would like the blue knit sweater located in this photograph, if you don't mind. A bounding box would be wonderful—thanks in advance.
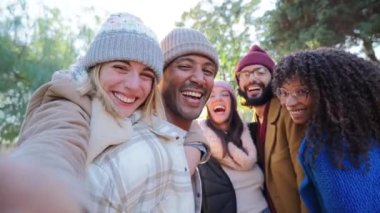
[299,137,380,213]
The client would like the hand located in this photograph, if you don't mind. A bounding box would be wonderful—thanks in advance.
[0,157,83,213]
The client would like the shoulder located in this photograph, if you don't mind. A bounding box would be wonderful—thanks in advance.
[196,120,208,133]
[196,120,217,142]
[88,127,174,188]
[267,97,285,122]
[28,76,91,114]
[97,121,173,165]
[89,138,160,182]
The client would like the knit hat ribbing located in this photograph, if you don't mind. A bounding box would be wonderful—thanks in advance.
[235,45,275,77]
[160,28,219,71]
[82,13,163,80]
[213,80,236,100]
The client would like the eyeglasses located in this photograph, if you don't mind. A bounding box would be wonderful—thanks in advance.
[237,67,268,82]
[276,88,310,102]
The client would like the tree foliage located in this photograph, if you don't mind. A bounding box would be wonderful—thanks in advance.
[256,0,380,62]
[0,0,96,143]
[176,0,260,86]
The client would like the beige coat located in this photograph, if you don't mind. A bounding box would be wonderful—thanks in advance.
[15,77,91,178]
[11,76,91,208]
[11,73,208,210]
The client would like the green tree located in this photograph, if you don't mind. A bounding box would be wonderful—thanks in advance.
[176,0,260,85]
[0,0,95,143]
[256,0,380,62]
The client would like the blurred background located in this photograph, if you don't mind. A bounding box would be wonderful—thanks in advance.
[1,0,379,148]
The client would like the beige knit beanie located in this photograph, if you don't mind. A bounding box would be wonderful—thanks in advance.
[82,13,163,80]
[160,28,219,71]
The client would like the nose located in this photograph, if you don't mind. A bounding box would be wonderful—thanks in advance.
[216,93,224,101]
[123,71,140,90]
[248,72,259,83]
[209,94,221,103]
[208,95,222,107]
[190,67,206,85]
[285,95,298,107]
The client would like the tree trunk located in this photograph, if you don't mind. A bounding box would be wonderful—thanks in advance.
[362,38,379,63]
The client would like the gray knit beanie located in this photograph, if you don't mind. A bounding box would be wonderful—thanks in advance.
[82,13,163,80]
[160,28,219,71]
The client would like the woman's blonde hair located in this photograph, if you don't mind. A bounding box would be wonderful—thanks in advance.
[80,63,165,122]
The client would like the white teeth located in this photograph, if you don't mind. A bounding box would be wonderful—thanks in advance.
[182,91,202,98]
[213,105,225,111]
[114,92,135,103]
[248,85,260,91]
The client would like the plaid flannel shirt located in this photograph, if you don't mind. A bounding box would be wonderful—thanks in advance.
[86,116,201,213]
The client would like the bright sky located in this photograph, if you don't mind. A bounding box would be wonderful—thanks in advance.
[30,0,201,40]
[24,0,275,41]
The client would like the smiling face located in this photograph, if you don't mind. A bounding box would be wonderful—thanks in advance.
[160,54,217,129]
[99,60,155,118]
[278,77,313,124]
[237,64,273,106]
[206,86,232,130]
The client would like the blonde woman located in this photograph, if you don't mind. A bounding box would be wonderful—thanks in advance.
[0,13,204,212]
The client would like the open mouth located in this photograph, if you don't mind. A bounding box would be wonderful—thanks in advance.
[114,92,136,104]
[182,90,202,100]
[213,105,225,113]
[289,108,307,117]
[290,108,306,113]
[247,85,262,96]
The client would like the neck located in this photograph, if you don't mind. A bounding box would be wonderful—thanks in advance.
[165,110,192,130]
[215,122,229,132]
[253,103,268,124]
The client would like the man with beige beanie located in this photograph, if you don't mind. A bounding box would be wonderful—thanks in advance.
[159,27,219,210]
[160,27,219,165]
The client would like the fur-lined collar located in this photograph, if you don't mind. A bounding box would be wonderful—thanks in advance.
[199,120,257,171]
[86,98,134,164]
[87,98,188,164]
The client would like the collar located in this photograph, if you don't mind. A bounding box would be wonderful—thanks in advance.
[267,97,282,124]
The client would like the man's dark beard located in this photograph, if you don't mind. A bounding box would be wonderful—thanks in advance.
[238,84,273,107]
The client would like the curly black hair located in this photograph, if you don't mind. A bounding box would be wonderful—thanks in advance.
[272,48,380,169]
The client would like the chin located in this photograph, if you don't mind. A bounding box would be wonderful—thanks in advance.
[214,119,228,125]
[291,117,307,124]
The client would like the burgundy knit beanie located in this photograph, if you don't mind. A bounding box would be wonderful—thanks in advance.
[235,45,275,80]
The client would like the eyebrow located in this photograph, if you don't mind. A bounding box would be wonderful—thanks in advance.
[114,60,153,72]
[142,68,154,72]
[242,66,265,72]
[176,56,216,67]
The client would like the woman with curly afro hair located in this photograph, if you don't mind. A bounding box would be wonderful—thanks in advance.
[272,48,380,213]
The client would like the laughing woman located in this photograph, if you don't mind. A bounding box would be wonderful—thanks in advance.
[0,13,165,212]
[198,80,269,213]
[273,48,380,213]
